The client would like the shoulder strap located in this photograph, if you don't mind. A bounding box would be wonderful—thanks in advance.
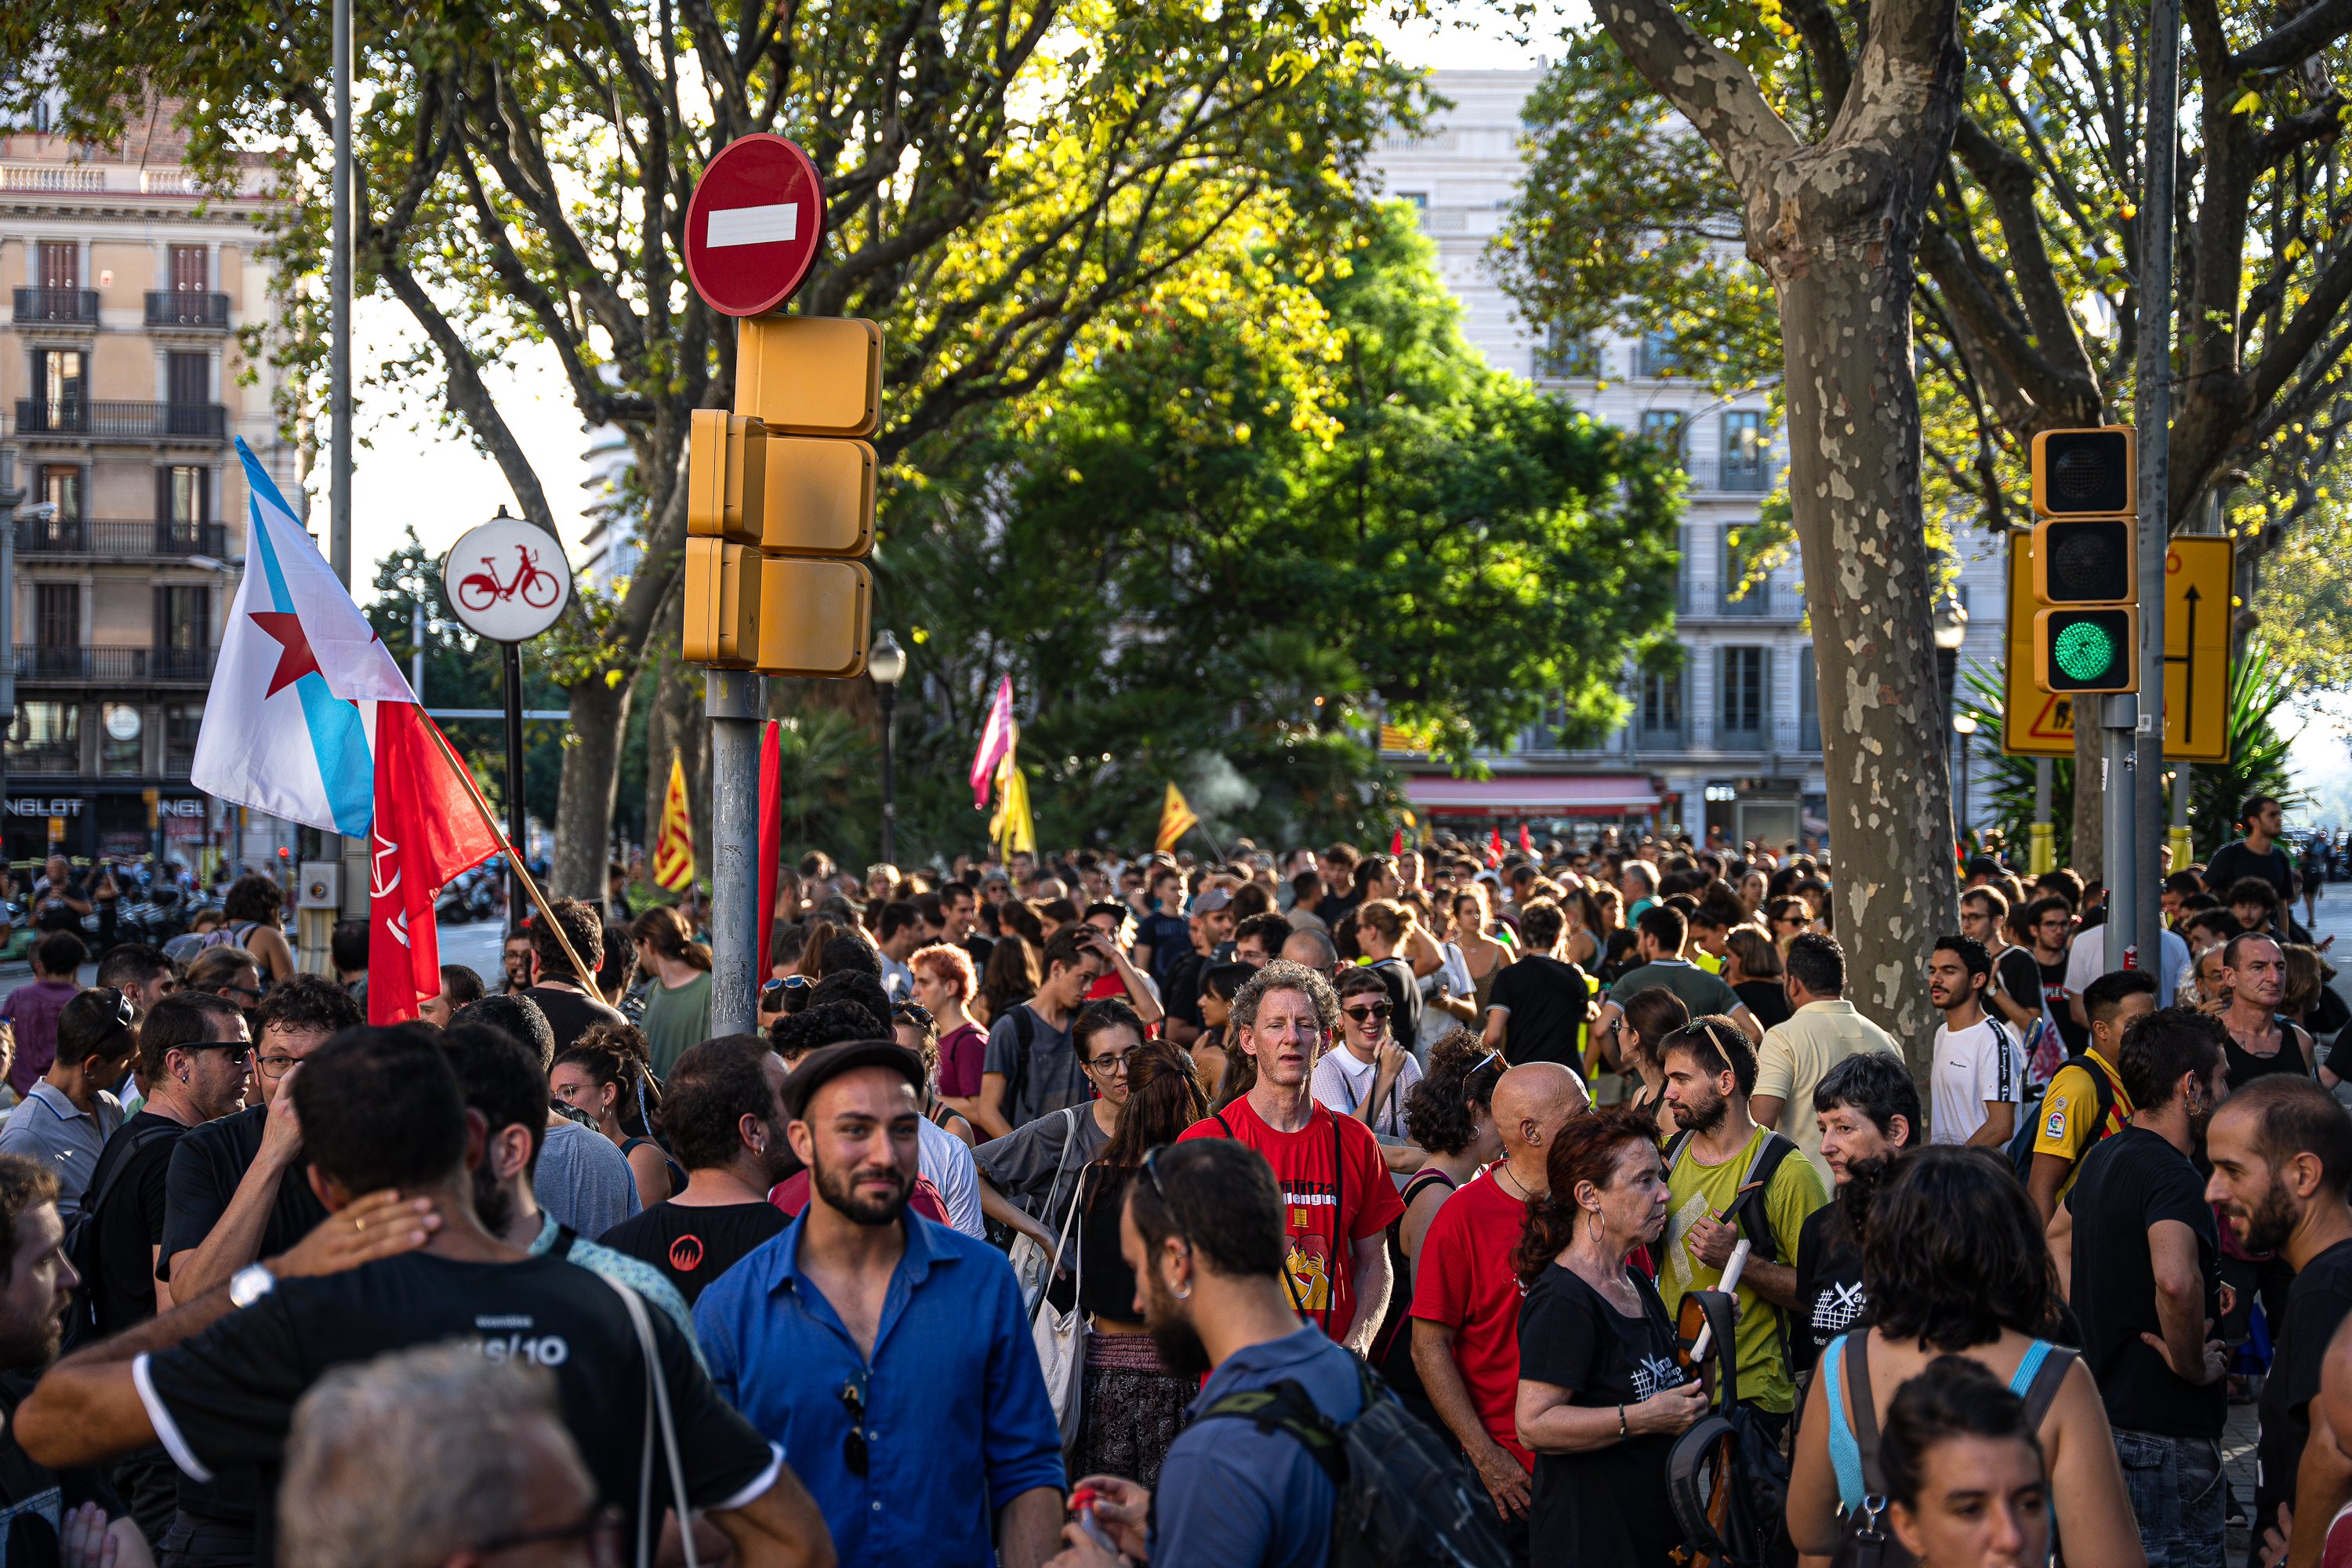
[1213,1109,1235,1138]
[79,1119,179,1231]
[597,1274,699,1568]
[1038,1106,1081,1227]
[1726,1132,1798,1261]
[1847,1331,1889,1498]
[1663,1129,1695,1171]
[2020,1345,2078,1430]
[552,1223,582,1260]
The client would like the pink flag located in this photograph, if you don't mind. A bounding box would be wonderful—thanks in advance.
[970,676,1015,809]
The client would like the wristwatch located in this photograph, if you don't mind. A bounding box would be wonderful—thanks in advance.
[228,1263,276,1308]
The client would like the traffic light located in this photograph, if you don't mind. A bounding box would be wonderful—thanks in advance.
[2028,426,2138,694]
[681,317,882,677]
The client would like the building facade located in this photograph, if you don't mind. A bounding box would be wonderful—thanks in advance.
[1363,70,2003,850]
[1,108,294,869]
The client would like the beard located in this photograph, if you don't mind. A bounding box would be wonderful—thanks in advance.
[1670,1089,1728,1134]
[471,1164,517,1240]
[1140,1265,1213,1382]
[2237,1176,2301,1255]
[811,1152,912,1227]
[0,1298,61,1374]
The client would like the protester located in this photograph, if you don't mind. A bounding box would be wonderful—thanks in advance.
[0,931,87,1098]
[416,961,485,1028]
[888,1000,985,1234]
[1747,932,1899,1181]
[2024,968,2155,1225]
[1790,1050,1918,1373]
[1412,1060,1588,1555]
[1880,1358,2056,1568]
[18,1025,827,1566]
[1597,907,1759,1053]
[598,1033,793,1304]
[500,931,533,995]
[1480,898,1596,1072]
[913,942,990,1130]
[2206,795,2297,907]
[1512,1105,1704,1568]
[1788,1146,2139,1568]
[1176,960,1403,1352]
[621,906,712,1076]
[1312,967,1421,1157]
[1722,926,1790,1029]
[95,944,177,1022]
[451,993,640,1240]
[1655,1016,1828,1426]
[207,874,296,988]
[2049,1005,2234,1568]
[977,1000,1136,1240]
[183,946,263,1014]
[518,895,626,1050]
[550,1022,677,1209]
[2201,1076,2352,1561]
[696,1040,1065,1568]
[978,928,1106,1139]
[1928,934,2027,1148]
[2221,934,2321,1084]
[0,987,136,1221]
[2022,895,2087,1057]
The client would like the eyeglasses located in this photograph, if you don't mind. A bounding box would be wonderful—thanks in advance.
[1470,1047,1504,1076]
[1341,1003,1392,1023]
[840,1370,871,1477]
[99,987,135,1029]
[1084,1048,1133,1077]
[475,1503,622,1566]
[892,1001,936,1030]
[254,1052,303,1079]
[220,982,264,1004]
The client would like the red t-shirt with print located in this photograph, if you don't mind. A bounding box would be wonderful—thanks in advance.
[1177,1095,1403,1341]
[1410,1167,1534,1468]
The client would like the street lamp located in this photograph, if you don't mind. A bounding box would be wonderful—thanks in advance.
[1951,713,1979,842]
[869,631,907,865]
[1931,590,1969,730]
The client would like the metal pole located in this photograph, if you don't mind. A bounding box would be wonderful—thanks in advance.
[0,466,17,880]
[2104,695,2138,969]
[706,668,762,1036]
[503,642,527,936]
[329,0,354,585]
[411,599,425,702]
[879,684,897,866]
[1958,731,1971,840]
[2132,0,2180,964]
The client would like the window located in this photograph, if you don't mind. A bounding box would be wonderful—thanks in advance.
[1799,647,1821,753]
[155,586,210,670]
[1636,332,1679,378]
[169,245,208,292]
[160,465,210,547]
[37,241,77,290]
[35,584,79,646]
[1537,325,1600,378]
[1640,670,1683,741]
[168,350,209,405]
[35,348,84,423]
[164,703,202,776]
[6,701,79,774]
[1719,647,1767,748]
[100,702,143,775]
[1721,411,1769,491]
[1640,410,1685,467]
[41,465,82,528]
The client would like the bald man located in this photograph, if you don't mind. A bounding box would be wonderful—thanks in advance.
[1410,1062,1590,1551]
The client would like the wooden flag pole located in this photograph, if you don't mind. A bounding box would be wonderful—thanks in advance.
[416,714,604,1004]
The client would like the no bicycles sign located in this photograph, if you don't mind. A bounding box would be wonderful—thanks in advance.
[441,512,573,644]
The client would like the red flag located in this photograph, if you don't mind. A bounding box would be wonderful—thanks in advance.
[1389,828,1404,857]
[369,703,503,1024]
[757,720,782,982]
[1486,827,1504,869]
[1519,822,1534,855]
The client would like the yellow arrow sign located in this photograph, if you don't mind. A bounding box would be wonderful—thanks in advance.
[2002,534,2233,760]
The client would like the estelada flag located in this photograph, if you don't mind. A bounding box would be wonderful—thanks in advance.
[368,704,502,1023]
[653,753,696,892]
[1156,782,1200,855]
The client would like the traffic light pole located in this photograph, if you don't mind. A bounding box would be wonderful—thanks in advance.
[2132,0,2181,967]
[706,668,764,1036]
[2103,696,2138,966]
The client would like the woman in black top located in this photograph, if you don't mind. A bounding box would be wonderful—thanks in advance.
[1514,1106,1707,1568]
[1725,927,1793,1029]
[1069,1022,1206,1487]
[1610,987,1689,1125]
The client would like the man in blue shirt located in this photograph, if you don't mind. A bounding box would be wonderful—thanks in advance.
[1048,1138,1363,1568]
[696,1039,1065,1567]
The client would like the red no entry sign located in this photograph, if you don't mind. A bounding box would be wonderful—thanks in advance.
[684,135,826,317]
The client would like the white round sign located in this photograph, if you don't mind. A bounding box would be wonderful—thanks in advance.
[441,514,574,643]
[103,704,142,741]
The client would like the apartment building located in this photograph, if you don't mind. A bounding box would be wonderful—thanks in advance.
[1364,70,2003,848]
[1,104,296,867]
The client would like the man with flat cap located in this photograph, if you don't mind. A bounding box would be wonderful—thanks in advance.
[693,1040,1067,1568]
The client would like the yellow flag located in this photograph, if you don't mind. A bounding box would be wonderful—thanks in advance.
[1156,782,1200,854]
[652,753,696,892]
[988,728,1036,858]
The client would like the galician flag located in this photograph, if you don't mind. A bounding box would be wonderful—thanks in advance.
[193,440,501,1022]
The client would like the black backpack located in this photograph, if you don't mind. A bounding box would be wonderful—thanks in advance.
[2006,1053,2118,1181]
[1189,1352,1512,1568]
[1667,1288,1791,1568]
[61,1117,181,1350]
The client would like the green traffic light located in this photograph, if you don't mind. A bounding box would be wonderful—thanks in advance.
[2054,619,2117,681]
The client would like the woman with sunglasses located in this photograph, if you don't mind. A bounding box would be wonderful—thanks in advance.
[1312,968,1424,1174]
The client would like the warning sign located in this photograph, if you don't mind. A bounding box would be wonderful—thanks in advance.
[2002,535,2232,760]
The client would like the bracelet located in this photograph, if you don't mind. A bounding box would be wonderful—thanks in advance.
[1617,1404,1628,1439]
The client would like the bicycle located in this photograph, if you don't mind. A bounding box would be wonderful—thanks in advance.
[456,543,562,613]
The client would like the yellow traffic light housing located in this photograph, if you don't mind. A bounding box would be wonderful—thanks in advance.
[2030,427,2134,518]
[759,435,876,557]
[681,539,760,668]
[735,316,882,436]
[756,557,873,678]
[2027,426,2140,695]
[2034,608,2138,693]
[2031,517,2136,604]
[687,412,767,544]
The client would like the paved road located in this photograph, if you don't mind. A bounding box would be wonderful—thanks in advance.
[0,916,515,1000]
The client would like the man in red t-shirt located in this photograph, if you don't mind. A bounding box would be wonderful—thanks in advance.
[1178,959,1403,1351]
[1410,1062,1588,1545]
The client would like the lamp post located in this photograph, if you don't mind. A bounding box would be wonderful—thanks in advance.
[1951,713,1979,845]
[869,631,907,865]
[1931,590,1969,722]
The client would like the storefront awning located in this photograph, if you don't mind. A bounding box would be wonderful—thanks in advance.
[1403,774,1664,817]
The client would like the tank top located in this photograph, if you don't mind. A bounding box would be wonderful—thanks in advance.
[620,1135,688,1199]
[1374,1167,1461,1392]
[2222,1017,2316,1090]
[1822,1336,2056,1509]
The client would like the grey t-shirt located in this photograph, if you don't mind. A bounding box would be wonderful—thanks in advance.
[982,1003,1091,1131]
[536,1117,642,1239]
[975,1105,1110,1223]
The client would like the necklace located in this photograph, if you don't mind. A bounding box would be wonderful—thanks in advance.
[1494,1163,1535,1203]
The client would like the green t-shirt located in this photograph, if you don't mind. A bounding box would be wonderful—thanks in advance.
[641,970,714,1078]
[1657,1123,1829,1414]
[1607,959,1741,1019]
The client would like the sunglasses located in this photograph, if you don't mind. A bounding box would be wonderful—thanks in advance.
[840,1371,871,1477]
[1342,1003,1392,1023]
[893,1000,936,1029]
[761,975,816,997]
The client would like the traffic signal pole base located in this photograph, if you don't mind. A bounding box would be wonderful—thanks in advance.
[2102,694,2139,975]
[706,670,764,1038]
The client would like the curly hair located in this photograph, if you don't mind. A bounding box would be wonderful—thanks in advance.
[909,942,977,1000]
[222,873,287,927]
[1404,1028,1500,1156]
[556,1022,662,1137]
[252,974,364,1044]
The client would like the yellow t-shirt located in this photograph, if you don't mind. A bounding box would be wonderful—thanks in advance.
[2028,1051,2133,1205]
[1659,1125,1830,1414]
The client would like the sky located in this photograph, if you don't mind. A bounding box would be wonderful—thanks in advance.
[327,2,2352,817]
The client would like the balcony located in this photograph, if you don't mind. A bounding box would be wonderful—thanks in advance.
[1713,579,1802,619]
[14,517,230,559]
[1715,723,1770,753]
[13,287,99,325]
[1718,459,1773,493]
[13,400,227,443]
[12,645,216,683]
[145,291,230,329]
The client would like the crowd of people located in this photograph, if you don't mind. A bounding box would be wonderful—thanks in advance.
[0,792,2339,1568]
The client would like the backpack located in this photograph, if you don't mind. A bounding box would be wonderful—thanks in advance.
[1666,1289,1788,1568]
[1189,1352,1512,1568]
[1663,1127,1802,1383]
[61,1118,182,1351]
[1003,1005,1038,1124]
[2005,1054,2118,1182]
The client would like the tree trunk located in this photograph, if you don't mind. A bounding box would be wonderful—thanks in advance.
[2070,720,2102,881]
[553,673,631,899]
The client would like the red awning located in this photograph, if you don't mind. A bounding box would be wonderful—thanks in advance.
[1403,774,1664,817]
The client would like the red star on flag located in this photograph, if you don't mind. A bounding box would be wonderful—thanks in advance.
[249,611,321,698]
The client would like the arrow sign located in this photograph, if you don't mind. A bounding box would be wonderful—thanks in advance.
[685,135,826,317]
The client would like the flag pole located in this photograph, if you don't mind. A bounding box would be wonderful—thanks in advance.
[416,712,603,1002]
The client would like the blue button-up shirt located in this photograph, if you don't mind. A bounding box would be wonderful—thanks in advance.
[694,1213,1065,1566]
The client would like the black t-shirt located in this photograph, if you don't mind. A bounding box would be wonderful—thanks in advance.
[0,1376,119,1554]
[597,1200,786,1305]
[1367,958,1425,1053]
[1994,947,2045,1022]
[2038,956,2087,1055]
[2206,841,2296,905]
[521,985,629,1053]
[2063,1126,2224,1438]
[1517,1261,1692,1568]
[1489,956,1592,1073]
[1791,1199,1866,1375]
[1163,949,1208,1032]
[1733,980,1792,1031]
[143,1251,776,1567]
[2257,1239,2352,1541]
[88,1112,191,1337]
